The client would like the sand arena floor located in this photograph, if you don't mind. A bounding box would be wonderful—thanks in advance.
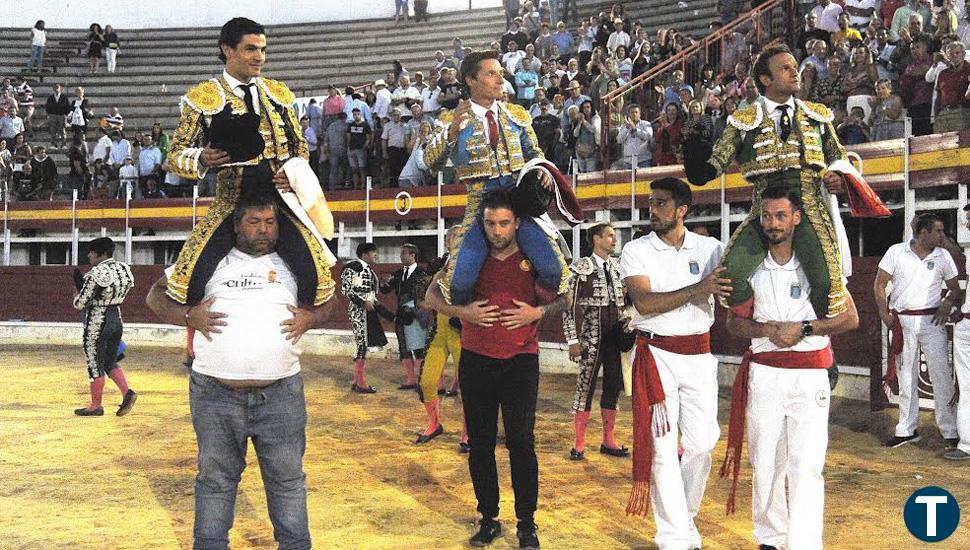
[0,345,967,549]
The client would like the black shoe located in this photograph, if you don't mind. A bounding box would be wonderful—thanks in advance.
[115,353,125,363]
[74,406,104,416]
[599,444,630,457]
[758,546,778,550]
[458,441,470,453]
[353,384,377,394]
[437,388,446,395]
[445,389,459,397]
[469,518,501,547]
[885,434,921,448]
[117,390,137,416]
[517,521,540,549]
[569,448,585,461]
[415,424,444,444]
[945,437,960,449]
[351,383,359,392]
[398,383,418,390]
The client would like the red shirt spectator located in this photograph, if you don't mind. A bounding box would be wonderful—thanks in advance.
[877,0,905,29]
[654,104,685,166]
[935,61,970,110]
[900,53,933,107]
[323,92,345,116]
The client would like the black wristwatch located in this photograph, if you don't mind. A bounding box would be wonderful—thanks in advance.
[800,320,814,338]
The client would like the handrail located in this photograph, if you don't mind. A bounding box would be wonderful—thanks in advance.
[598,0,795,167]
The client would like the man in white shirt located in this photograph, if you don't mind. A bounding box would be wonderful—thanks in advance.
[947,203,970,461]
[607,19,631,53]
[725,186,859,550]
[614,105,654,168]
[374,79,393,121]
[501,41,526,75]
[91,129,112,164]
[391,75,421,109]
[811,0,844,33]
[873,213,960,448]
[146,193,333,550]
[106,131,131,168]
[620,178,729,550]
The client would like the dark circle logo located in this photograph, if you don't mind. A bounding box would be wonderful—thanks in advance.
[903,486,960,542]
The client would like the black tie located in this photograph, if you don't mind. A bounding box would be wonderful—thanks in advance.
[777,104,791,141]
[239,83,257,114]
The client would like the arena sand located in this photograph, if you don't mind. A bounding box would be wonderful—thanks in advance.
[0,345,967,549]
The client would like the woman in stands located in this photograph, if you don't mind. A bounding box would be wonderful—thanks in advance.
[68,87,91,138]
[87,24,105,73]
[654,101,683,166]
[28,20,46,72]
[104,25,120,73]
[150,123,169,165]
[614,45,633,82]
[842,46,878,119]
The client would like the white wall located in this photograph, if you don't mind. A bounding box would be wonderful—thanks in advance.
[9,0,502,30]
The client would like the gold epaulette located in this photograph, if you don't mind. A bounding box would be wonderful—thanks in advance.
[258,77,295,106]
[569,256,596,277]
[727,102,762,132]
[181,79,226,116]
[437,109,455,126]
[797,99,834,123]
[500,101,531,126]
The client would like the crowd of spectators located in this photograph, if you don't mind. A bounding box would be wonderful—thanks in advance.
[5,1,969,202]
[0,74,170,202]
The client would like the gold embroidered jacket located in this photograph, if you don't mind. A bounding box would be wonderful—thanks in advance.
[423,101,543,182]
[708,98,846,181]
[166,76,308,180]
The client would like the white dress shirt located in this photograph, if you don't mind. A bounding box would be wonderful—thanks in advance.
[223,70,260,116]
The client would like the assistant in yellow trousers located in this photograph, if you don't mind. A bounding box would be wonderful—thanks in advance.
[416,312,466,448]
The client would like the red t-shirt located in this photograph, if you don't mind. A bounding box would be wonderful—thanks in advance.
[461,249,540,359]
[937,62,970,110]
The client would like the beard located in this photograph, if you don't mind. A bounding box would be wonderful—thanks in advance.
[487,233,515,251]
[764,229,790,245]
[237,236,276,256]
[652,218,676,236]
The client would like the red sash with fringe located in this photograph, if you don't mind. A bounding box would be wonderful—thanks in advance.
[720,345,833,514]
[627,331,711,517]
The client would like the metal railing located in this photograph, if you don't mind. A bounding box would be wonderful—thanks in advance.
[598,0,795,168]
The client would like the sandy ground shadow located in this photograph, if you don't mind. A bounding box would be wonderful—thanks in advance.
[0,345,967,549]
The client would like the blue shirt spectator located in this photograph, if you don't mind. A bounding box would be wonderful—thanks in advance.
[107,136,131,166]
[551,27,575,57]
[515,68,540,102]
[343,96,374,128]
[138,144,163,176]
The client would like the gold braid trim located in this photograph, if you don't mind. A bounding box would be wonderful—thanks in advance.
[799,172,848,318]
[181,79,226,116]
[165,169,241,304]
[727,102,763,131]
[278,208,336,305]
[438,180,485,304]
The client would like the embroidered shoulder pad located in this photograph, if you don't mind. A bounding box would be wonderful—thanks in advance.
[436,109,454,126]
[342,259,365,273]
[727,103,762,131]
[796,99,834,123]
[259,78,296,106]
[500,101,532,126]
[569,256,596,276]
[181,79,225,116]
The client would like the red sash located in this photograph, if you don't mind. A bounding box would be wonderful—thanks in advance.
[627,332,711,517]
[883,308,938,395]
[720,345,833,515]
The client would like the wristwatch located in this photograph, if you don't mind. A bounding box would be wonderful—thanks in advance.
[800,320,814,338]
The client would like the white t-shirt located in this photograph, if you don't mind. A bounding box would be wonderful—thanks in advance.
[749,252,832,353]
[165,248,301,380]
[878,242,958,311]
[92,135,112,162]
[32,28,46,47]
[620,230,724,336]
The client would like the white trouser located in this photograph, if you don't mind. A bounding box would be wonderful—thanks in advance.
[106,48,117,72]
[895,315,957,438]
[747,363,830,550]
[952,321,970,453]
[648,347,720,550]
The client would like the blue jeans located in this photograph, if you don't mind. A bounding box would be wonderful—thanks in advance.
[189,370,310,550]
[29,45,45,70]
